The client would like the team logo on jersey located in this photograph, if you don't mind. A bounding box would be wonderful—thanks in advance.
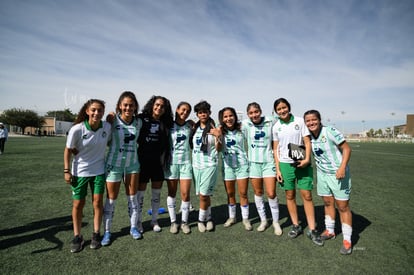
[150,123,159,133]
[82,134,89,139]
[102,131,107,138]
[196,136,203,145]
[314,147,324,156]
[321,136,327,143]
[295,124,300,130]
[226,138,236,147]
[176,134,187,143]
[254,131,265,140]
[124,133,136,144]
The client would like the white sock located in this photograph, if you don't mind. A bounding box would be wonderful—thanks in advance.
[240,204,249,220]
[268,197,280,223]
[199,209,207,222]
[254,195,267,222]
[325,215,335,234]
[151,188,161,223]
[181,201,190,224]
[167,196,176,223]
[136,191,145,225]
[128,195,138,228]
[342,223,352,242]
[103,198,116,232]
[207,205,212,221]
[228,204,236,219]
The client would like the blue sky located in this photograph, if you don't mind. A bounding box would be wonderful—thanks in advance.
[1,0,413,134]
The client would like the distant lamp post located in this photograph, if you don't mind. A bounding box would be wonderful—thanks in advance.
[361,120,365,137]
[391,112,396,142]
[341,111,346,136]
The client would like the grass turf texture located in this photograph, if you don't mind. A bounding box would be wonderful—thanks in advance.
[0,137,413,274]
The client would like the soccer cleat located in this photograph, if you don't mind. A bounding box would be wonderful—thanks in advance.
[242,219,253,231]
[70,235,84,253]
[151,222,162,233]
[170,222,179,234]
[340,240,352,255]
[90,232,101,249]
[273,222,283,236]
[101,231,111,246]
[224,218,236,228]
[288,224,303,238]
[257,220,268,232]
[206,220,214,232]
[181,223,191,234]
[320,230,336,241]
[307,230,324,246]
[198,222,206,233]
[130,227,142,240]
[137,222,144,234]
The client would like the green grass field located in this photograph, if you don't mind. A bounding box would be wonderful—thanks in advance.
[0,137,413,274]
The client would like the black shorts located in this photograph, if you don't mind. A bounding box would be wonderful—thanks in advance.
[139,160,164,183]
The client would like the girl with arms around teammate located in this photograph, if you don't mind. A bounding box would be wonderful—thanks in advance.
[272,98,322,246]
[191,100,222,232]
[242,102,282,235]
[136,96,174,233]
[101,91,142,246]
[64,99,111,253]
[304,110,353,255]
[219,107,252,231]
[165,102,194,234]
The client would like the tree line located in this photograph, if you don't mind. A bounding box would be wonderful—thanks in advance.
[0,108,76,134]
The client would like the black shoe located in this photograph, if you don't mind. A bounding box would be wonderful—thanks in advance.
[307,230,324,246]
[288,225,302,238]
[90,232,101,249]
[70,235,85,253]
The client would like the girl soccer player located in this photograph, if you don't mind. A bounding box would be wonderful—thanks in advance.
[64,99,111,252]
[101,91,142,246]
[242,102,282,235]
[304,109,353,255]
[272,98,322,246]
[219,107,252,231]
[190,100,222,232]
[165,102,193,234]
[136,96,174,233]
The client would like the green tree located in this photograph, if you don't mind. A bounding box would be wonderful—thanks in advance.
[46,108,76,122]
[0,108,45,134]
[367,128,375,138]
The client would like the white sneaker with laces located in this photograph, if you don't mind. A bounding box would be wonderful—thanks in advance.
[273,221,283,236]
[257,220,268,232]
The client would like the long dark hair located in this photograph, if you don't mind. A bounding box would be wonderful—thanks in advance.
[218,107,241,134]
[115,91,139,116]
[140,95,173,128]
[273,98,291,113]
[74,99,105,125]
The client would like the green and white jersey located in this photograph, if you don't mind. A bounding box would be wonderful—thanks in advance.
[170,121,192,164]
[191,126,218,169]
[106,114,142,168]
[310,125,346,174]
[242,116,275,163]
[66,120,111,177]
[272,115,310,163]
[222,129,248,168]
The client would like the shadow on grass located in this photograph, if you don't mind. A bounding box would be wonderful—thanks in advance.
[0,216,87,254]
[314,206,371,245]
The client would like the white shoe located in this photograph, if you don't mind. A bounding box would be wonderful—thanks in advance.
[257,220,268,232]
[224,218,236,228]
[242,219,253,231]
[151,222,162,233]
[170,222,179,234]
[198,222,206,233]
[206,220,214,232]
[181,223,191,234]
[273,221,283,236]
